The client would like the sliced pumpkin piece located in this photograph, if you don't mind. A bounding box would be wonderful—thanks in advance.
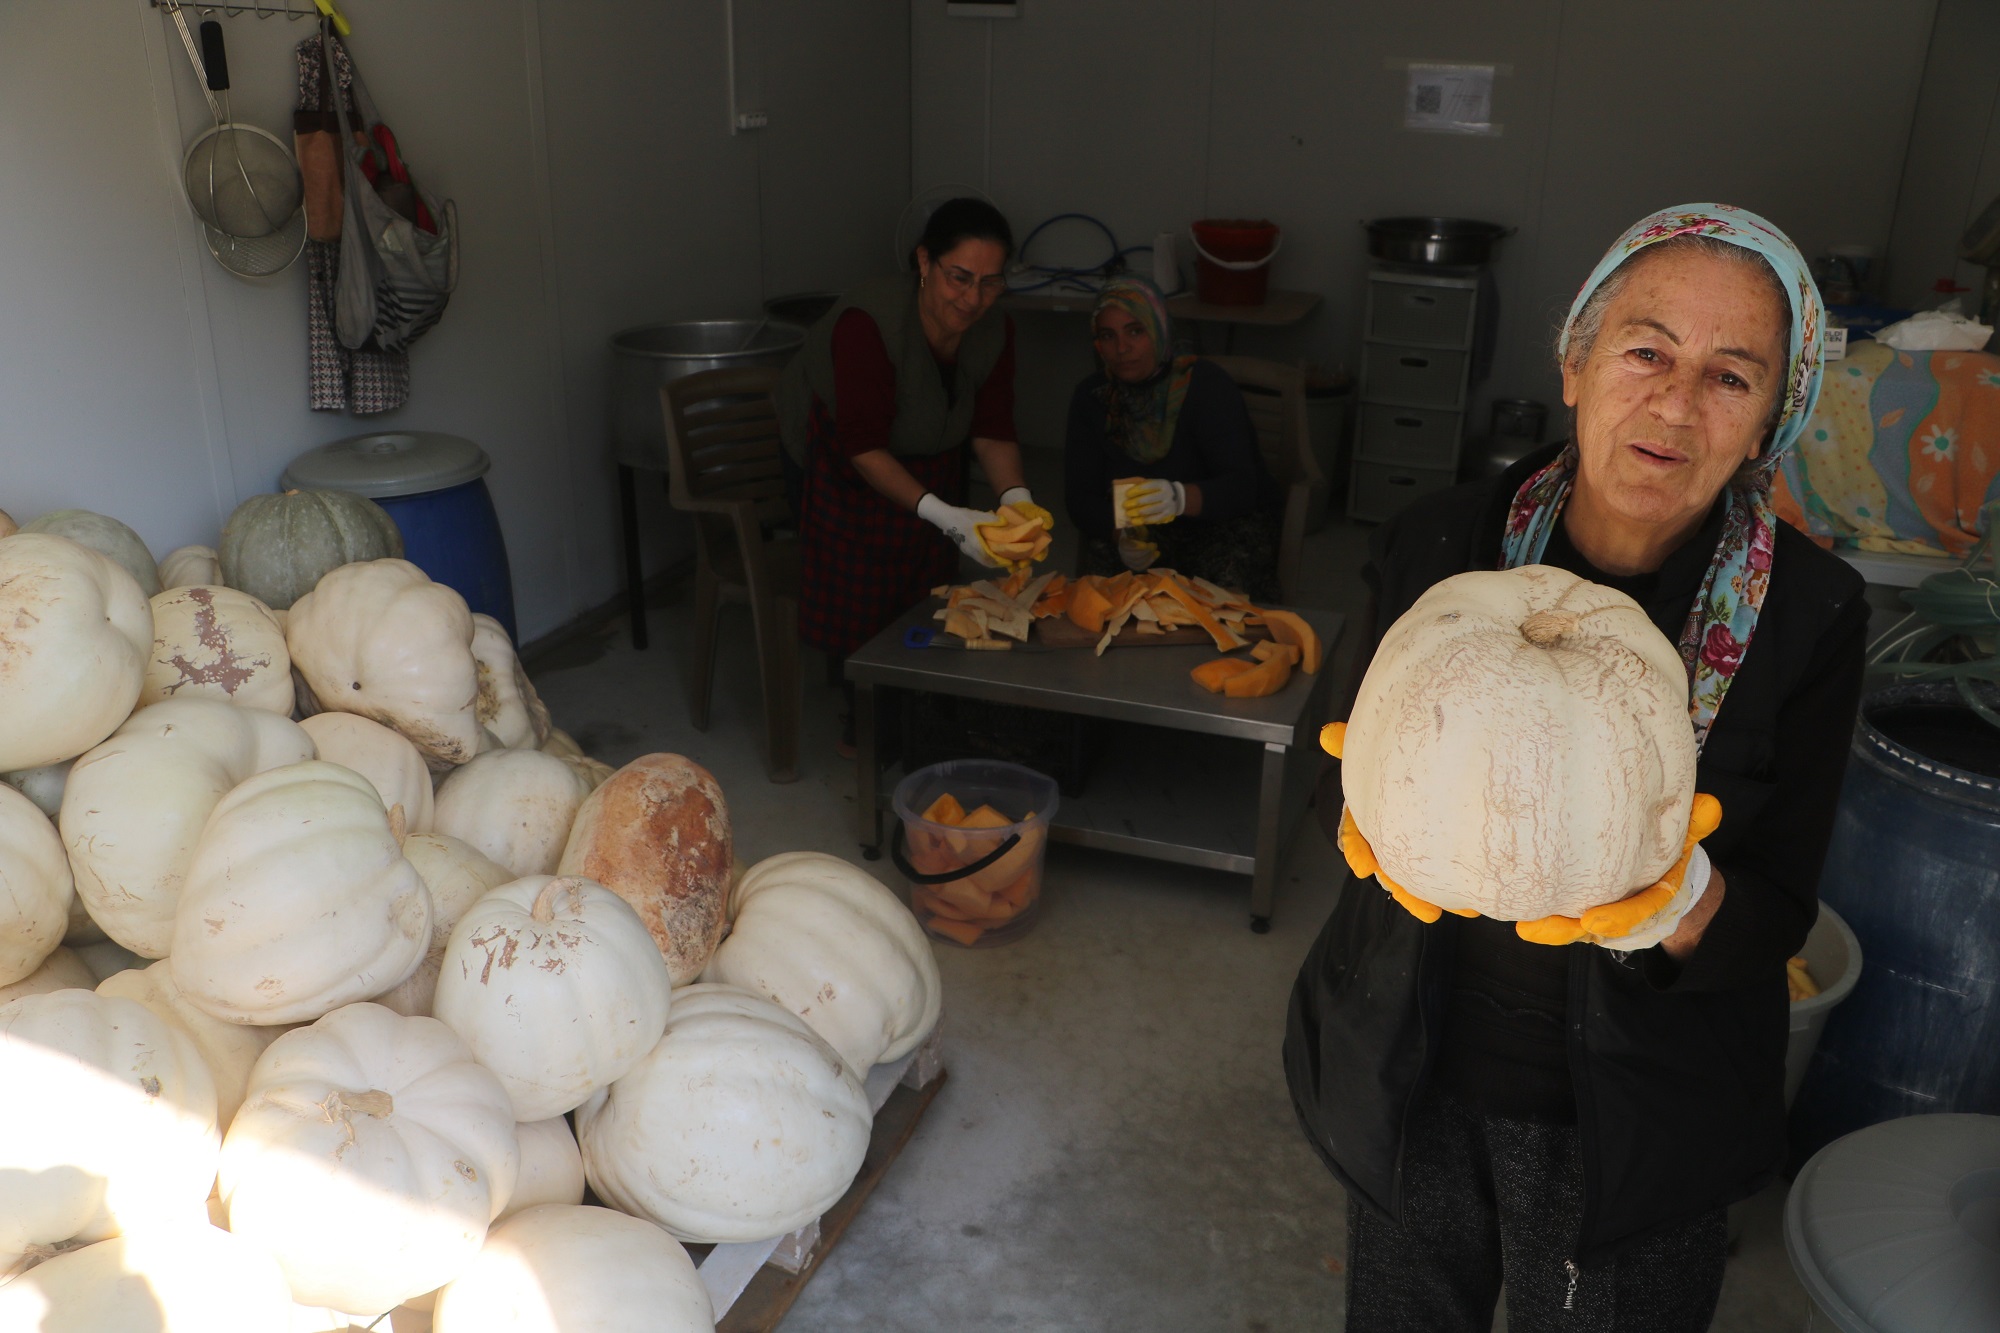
[1191,657,1258,693]
[1221,655,1293,698]
[1068,581,1114,634]
[1253,608,1323,673]
[921,792,967,826]
[927,917,987,946]
[1251,641,1302,667]
[1155,578,1248,653]
[959,804,1014,830]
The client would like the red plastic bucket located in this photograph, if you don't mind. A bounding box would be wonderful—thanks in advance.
[1191,218,1280,306]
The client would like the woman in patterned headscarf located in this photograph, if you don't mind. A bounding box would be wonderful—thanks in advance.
[1284,205,1867,1332]
[1062,276,1282,596]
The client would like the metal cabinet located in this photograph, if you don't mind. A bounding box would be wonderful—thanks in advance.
[1348,268,1479,522]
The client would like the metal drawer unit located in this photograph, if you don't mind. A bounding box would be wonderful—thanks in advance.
[1349,267,1480,522]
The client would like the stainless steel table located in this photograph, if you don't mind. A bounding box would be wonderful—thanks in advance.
[847,604,1344,931]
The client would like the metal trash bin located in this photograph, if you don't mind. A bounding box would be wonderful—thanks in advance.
[608,319,806,472]
[283,431,516,642]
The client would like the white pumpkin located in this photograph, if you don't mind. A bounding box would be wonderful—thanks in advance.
[498,1118,587,1222]
[21,507,161,596]
[0,1227,295,1331]
[576,983,870,1243]
[301,711,436,834]
[0,990,220,1269]
[1342,565,1698,920]
[99,961,283,1126]
[0,533,153,771]
[3,756,71,818]
[0,783,71,986]
[171,761,431,1024]
[704,851,941,1075]
[373,833,514,1018]
[220,1002,520,1313]
[63,890,108,947]
[0,507,14,538]
[434,1204,714,1333]
[286,559,485,766]
[63,699,316,959]
[434,875,672,1120]
[159,543,223,589]
[471,613,551,750]
[0,945,94,1006]
[434,749,594,878]
[141,584,294,714]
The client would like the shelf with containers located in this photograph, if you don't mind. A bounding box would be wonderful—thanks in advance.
[1347,267,1481,523]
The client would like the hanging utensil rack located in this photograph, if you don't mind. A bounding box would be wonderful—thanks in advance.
[149,0,349,35]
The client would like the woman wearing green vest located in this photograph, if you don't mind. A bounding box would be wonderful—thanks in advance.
[779,199,1051,749]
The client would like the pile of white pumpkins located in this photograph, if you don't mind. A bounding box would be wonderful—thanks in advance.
[0,495,942,1332]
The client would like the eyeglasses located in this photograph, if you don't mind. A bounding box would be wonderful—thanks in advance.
[936,264,1007,297]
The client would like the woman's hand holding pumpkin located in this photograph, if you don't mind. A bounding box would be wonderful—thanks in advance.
[916,493,1009,569]
[997,488,1055,534]
[1122,477,1186,526]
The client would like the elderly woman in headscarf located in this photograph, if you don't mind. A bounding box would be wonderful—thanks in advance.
[1283,206,1867,1332]
[1062,276,1282,596]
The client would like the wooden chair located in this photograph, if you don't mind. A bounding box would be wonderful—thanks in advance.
[1205,355,1323,604]
[660,367,801,783]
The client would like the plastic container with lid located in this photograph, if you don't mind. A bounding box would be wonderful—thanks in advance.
[891,759,1059,948]
[1785,1113,2000,1333]
[282,431,516,642]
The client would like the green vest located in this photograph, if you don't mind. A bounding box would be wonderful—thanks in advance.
[777,273,1008,464]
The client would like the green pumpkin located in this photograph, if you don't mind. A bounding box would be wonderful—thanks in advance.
[219,490,404,609]
[20,509,161,596]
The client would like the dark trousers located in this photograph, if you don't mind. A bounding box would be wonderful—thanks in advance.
[1345,1092,1726,1333]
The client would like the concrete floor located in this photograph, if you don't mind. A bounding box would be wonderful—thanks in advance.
[527,490,1817,1331]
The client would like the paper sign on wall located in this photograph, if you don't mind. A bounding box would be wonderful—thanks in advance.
[1405,64,1498,136]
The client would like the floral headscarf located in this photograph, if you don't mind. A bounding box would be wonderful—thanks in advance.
[1094,276,1200,464]
[1501,204,1826,751]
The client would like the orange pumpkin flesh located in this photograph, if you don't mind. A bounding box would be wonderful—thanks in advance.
[1255,609,1322,673]
[1221,655,1293,698]
[1068,582,1113,634]
[1191,658,1257,693]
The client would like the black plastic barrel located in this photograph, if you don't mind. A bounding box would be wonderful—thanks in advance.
[1791,681,2000,1163]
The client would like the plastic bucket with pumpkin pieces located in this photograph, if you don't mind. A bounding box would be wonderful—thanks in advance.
[892,759,1059,948]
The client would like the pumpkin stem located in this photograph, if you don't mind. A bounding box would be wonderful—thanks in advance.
[1520,609,1580,647]
[531,877,579,923]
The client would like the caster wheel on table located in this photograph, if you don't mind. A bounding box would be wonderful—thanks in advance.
[1250,915,1272,934]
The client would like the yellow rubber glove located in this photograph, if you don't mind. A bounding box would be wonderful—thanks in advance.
[999,488,1056,534]
[1516,794,1724,947]
[1320,722,1468,925]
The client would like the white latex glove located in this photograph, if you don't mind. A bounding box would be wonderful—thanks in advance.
[917,493,1008,569]
[1123,477,1186,526]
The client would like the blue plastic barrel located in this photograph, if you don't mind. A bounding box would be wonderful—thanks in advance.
[282,432,518,642]
[1790,681,2000,1163]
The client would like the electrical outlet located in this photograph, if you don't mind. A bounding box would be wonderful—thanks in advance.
[735,111,769,131]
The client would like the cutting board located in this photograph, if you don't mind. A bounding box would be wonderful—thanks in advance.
[1031,616,1271,650]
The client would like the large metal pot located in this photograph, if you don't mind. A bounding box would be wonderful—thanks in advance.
[608,319,806,470]
[1363,217,1514,267]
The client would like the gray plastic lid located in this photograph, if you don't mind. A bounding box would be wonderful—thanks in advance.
[1785,1113,2000,1333]
[282,432,489,500]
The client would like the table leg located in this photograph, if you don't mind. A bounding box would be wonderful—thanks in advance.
[1250,741,1287,932]
[855,681,882,859]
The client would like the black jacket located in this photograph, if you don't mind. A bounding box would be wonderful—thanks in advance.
[1283,444,1868,1262]
[1062,359,1282,539]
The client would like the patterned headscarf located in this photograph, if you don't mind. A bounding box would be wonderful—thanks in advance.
[1094,276,1200,464]
[1501,204,1826,751]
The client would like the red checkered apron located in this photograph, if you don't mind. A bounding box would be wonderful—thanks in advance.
[797,399,965,659]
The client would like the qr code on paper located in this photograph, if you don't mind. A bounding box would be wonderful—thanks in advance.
[1412,82,1443,114]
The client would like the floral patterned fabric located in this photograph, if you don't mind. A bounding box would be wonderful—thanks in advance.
[1772,340,2000,557]
[1500,204,1826,753]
